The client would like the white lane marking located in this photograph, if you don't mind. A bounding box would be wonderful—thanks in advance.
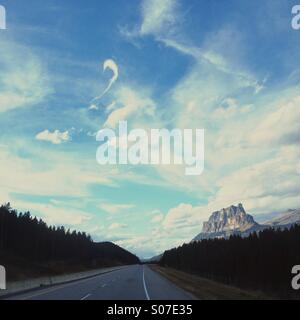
[142,266,150,300]
[80,293,92,300]
[101,284,107,288]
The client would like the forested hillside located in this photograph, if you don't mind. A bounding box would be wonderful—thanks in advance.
[0,203,139,280]
[160,226,300,298]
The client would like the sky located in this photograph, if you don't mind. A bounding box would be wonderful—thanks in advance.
[0,0,300,258]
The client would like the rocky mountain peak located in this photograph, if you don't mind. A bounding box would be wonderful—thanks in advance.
[192,205,300,242]
[202,204,257,234]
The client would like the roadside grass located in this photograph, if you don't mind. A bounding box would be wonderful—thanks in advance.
[151,265,272,300]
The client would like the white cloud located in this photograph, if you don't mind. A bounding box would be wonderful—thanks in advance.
[104,86,156,128]
[103,59,119,94]
[151,214,164,223]
[211,144,300,214]
[150,209,162,215]
[108,222,128,230]
[2,2,298,259]
[212,98,253,119]
[115,235,150,256]
[88,104,98,110]
[162,38,260,92]
[161,142,300,239]
[163,203,206,230]
[120,0,180,48]
[160,100,300,220]
[90,59,119,107]
[249,95,300,146]
[36,129,71,144]
[115,220,203,257]
[137,34,271,198]
[0,145,116,203]
[140,0,179,36]
[99,203,135,214]
[160,30,265,101]
[149,87,300,242]
[105,101,117,113]
[14,201,91,227]
[0,40,51,113]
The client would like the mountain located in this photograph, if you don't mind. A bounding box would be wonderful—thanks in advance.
[192,204,300,242]
[0,203,140,281]
[193,204,261,241]
[94,242,140,265]
[141,253,163,263]
[264,209,300,228]
[202,203,257,233]
[162,223,300,299]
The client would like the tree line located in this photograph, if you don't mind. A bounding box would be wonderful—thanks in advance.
[0,203,139,272]
[160,225,300,298]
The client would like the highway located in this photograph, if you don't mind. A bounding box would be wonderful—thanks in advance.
[7,265,194,300]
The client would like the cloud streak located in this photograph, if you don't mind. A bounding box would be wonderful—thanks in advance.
[90,59,119,107]
[140,0,179,36]
[0,39,51,113]
[36,129,71,144]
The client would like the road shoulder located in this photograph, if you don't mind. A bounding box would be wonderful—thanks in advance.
[150,265,271,300]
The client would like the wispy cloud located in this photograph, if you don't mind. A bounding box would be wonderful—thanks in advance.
[104,85,156,128]
[249,95,300,146]
[99,203,135,214]
[120,0,180,39]
[108,222,128,230]
[36,129,71,144]
[0,144,116,202]
[0,39,51,113]
[14,200,91,227]
[140,0,180,36]
[1,0,300,258]
[151,214,164,223]
[90,59,119,108]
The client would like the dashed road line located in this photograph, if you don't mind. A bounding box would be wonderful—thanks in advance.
[142,266,150,300]
[80,293,92,300]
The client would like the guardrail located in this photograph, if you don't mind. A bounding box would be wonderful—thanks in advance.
[0,265,127,298]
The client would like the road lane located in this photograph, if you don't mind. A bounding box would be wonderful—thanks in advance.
[143,266,193,300]
[7,265,194,300]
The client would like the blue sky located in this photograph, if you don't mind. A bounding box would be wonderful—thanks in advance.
[1,0,300,258]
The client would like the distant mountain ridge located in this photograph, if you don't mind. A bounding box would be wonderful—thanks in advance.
[264,209,300,228]
[142,253,163,263]
[192,204,300,242]
[94,242,140,265]
[0,203,140,281]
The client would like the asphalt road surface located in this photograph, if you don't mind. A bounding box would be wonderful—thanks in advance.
[7,265,194,300]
